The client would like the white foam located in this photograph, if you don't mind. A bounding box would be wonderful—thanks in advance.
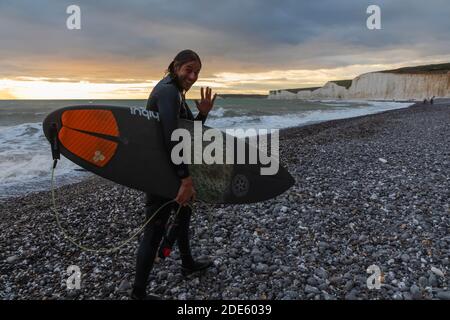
[0,123,89,198]
[207,107,226,117]
[207,101,412,132]
[0,101,413,198]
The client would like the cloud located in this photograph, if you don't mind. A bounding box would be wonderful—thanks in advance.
[0,0,450,96]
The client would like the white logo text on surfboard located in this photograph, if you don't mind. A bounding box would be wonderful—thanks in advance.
[171,122,279,176]
[129,107,160,121]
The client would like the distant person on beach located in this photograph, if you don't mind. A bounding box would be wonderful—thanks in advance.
[131,50,217,300]
[423,98,428,104]
[430,96,435,105]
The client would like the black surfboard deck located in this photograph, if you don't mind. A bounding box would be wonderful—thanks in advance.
[43,105,294,204]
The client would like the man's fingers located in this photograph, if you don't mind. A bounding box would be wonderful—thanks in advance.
[201,87,204,100]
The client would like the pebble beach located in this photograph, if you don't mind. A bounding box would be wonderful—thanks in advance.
[1,101,449,300]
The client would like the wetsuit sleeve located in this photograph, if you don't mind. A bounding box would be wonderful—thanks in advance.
[156,86,190,179]
[195,111,208,124]
[184,101,208,124]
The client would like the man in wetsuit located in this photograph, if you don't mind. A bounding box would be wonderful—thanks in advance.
[131,50,217,300]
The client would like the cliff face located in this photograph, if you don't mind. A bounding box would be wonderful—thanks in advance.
[347,72,450,99]
[269,68,450,100]
[268,90,298,100]
[299,81,348,99]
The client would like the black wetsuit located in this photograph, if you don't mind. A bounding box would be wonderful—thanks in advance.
[133,74,207,296]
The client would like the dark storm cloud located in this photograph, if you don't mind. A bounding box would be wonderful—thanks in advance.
[1,0,450,79]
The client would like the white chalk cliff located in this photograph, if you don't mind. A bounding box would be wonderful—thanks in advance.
[269,64,450,100]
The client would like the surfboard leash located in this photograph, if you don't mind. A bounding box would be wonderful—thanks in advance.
[47,124,190,254]
[50,164,186,254]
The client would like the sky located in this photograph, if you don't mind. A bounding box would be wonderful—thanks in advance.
[1,0,450,99]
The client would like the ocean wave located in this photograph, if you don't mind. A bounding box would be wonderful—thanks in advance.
[0,100,413,198]
[207,101,412,131]
[207,107,226,117]
[0,122,89,199]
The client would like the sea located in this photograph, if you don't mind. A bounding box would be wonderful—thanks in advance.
[0,98,413,199]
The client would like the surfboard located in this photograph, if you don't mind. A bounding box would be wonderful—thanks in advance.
[42,105,294,204]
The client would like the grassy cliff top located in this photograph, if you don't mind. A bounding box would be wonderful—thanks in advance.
[290,87,322,93]
[269,87,321,94]
[270,80,352,94]
[380,63,450,74]
[330,80,353,89]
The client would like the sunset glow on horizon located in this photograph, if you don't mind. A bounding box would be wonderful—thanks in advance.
[2,61,448,100]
